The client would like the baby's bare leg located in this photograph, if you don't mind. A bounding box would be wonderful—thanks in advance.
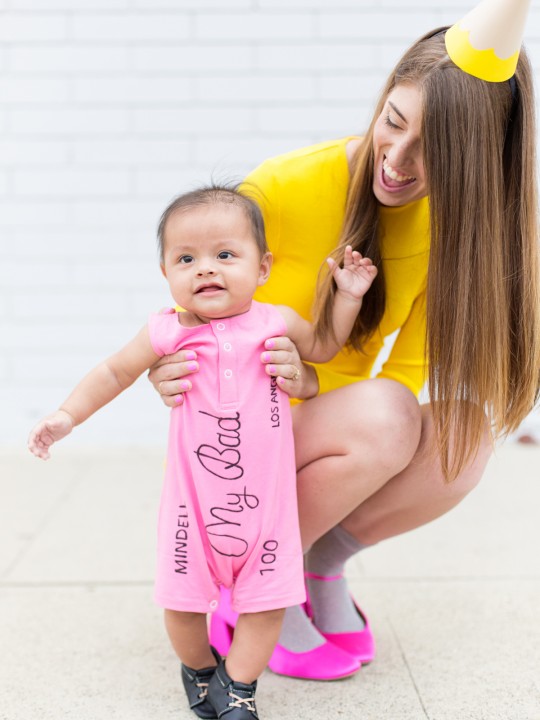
[226,608,286,683]
[164,609,217,669]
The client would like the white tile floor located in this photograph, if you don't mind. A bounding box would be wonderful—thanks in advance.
[1,445,539,720]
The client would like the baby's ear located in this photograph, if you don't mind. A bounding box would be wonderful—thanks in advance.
[160,264,167,279]
[258,252,273,286]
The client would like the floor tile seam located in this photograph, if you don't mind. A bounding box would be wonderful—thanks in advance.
[385,614,431,719]
[0,580,154,589]
[1,449,167,462]
[345,575,540,583]
[2,576,539,589]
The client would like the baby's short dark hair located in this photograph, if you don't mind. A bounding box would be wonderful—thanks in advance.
[157,183,268,262]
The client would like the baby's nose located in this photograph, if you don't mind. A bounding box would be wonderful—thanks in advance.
[198,265,216,276]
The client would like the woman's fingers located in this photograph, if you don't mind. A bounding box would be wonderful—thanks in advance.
[260,335,319,400]
[261,349,299,368]
[150,349,198,374]
[152,359,199,382]
[147,350,199,407]
[264,336,297,352]
[261,336,299,366]
[264,362,302,381]
[277,363,319,400]
[156,378,193,407]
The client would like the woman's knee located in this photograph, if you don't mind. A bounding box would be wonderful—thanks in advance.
[418,403,493,500]
[349,379,422,468]
[448,424,492,499]
[293,379,421,477]
[364,380,422,452]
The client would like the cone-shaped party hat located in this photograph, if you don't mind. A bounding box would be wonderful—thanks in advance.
[445,0,532,82]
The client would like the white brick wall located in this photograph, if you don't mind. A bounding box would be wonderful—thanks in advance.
[2,1,539,448]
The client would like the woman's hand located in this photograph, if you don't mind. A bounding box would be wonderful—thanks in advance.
[261,336,319,400]
[147,350,199,407]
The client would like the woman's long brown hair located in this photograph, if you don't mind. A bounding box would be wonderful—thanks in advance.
[315,30,540,481]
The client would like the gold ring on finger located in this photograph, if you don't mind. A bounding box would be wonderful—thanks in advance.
[291,366,301,382]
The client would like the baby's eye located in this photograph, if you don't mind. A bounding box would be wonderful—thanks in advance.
[217,251,234,260]
[179,255,194,264]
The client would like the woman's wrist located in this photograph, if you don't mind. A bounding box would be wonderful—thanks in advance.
[299,362,320,400]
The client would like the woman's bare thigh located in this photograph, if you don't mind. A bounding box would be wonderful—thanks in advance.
[290,379,422,547]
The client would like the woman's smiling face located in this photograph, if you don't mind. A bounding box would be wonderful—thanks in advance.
[372,82,427,206]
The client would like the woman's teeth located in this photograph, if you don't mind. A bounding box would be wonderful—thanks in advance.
[383,158,415,183]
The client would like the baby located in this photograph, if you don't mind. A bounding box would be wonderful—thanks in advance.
[28,185,377,720]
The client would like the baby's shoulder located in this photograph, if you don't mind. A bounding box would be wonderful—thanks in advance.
[177,311,205,328]
[147,310,207,356]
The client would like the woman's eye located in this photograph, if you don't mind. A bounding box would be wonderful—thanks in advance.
[218,251,233,260]
[385,114,400,130]
[179,255,194,264]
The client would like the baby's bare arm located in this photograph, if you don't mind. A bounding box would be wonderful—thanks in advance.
[276,247,377,362]
[28,326,160,459]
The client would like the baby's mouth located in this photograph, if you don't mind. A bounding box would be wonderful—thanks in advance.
[196,283,224,294]
[382,156,416,188]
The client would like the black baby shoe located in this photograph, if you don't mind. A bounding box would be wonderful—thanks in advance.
[207,659,259,720]
[181,645,221,719]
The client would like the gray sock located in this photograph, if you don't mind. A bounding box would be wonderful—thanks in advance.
[277,604,326,653]
[305,525,366,634]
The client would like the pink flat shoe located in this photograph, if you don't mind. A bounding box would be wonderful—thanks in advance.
[304,572,376,665]
[208,586,361,681]
[268,638,361,681]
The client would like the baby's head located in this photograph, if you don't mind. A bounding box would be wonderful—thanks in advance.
[157,184,272,321]
[157,185,268,263]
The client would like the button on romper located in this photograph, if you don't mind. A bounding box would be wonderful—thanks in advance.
[149,301,306,615]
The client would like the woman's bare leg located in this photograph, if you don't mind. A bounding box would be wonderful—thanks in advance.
[276,379,421,651]
[340,402,492,545]
[282,380,491,649]
[292,381,491,549]
[292,379,423,549]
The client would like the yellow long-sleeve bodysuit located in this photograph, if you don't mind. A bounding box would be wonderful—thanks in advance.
[248,137,431,398]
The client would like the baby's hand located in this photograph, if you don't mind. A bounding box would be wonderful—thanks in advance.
[327,245,378,302]
[28,410,75,460]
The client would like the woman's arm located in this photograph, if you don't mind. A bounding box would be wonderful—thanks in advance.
[28,325,160,459]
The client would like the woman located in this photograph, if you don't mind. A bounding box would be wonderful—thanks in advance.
[148,23,539,681]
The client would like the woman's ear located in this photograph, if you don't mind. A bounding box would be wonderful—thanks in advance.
[258,252,273,286]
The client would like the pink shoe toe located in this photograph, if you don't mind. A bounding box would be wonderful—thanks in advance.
[268,640,361,680]
[320,624,375,665]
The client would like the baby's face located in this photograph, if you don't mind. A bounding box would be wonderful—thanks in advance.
[161,203,271,322]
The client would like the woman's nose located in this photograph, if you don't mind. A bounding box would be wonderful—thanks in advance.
[390,136,420,170]
[388,144,410,169]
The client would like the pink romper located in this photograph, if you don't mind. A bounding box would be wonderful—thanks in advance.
[148,301,305,615]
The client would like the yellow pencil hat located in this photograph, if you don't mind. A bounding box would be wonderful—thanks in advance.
[445,0,532,82]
